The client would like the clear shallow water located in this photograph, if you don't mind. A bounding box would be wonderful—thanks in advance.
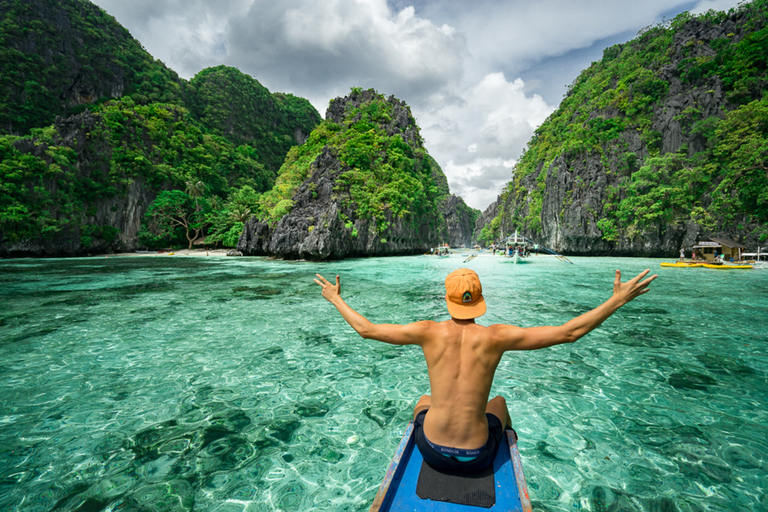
[0,254,766,512]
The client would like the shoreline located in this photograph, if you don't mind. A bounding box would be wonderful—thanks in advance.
[111,248,232,258]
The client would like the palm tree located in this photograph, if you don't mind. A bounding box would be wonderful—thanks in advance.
[229,205,252,223]
[185,180,205,210]
[208,195,223,212]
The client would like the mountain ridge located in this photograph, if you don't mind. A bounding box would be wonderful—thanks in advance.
[239,88,479,259]
[475,0,768,255]
[0,0,476,258]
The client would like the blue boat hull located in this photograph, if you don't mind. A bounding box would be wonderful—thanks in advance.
[370,422,532,511]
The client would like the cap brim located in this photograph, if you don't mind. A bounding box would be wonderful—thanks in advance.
[445,295,486,319]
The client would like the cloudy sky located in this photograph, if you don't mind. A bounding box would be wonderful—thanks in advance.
[91,0,744,212]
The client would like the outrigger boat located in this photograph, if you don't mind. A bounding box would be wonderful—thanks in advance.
[495,231,573,264]
[370,422,532,511]
[660,262,753,270]
[742,247,766,269]
[502,232,530,264]
[429,244,452,258]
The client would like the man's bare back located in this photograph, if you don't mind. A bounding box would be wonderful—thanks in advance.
[409,319,505,449]
[314,267,656,467]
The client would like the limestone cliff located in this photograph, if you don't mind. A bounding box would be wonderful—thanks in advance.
[477,2,768,255]
[2,110,168,257]
[0,1,322,257]
[0,0,185,136]
[239,90,478,259]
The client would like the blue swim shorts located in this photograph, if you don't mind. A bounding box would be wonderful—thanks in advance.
[413,409,504,472]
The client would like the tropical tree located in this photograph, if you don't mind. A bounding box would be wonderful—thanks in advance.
[144,190,207,249]
[229,205,252,223]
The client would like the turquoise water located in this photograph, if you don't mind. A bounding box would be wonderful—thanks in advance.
[0,254,766,512]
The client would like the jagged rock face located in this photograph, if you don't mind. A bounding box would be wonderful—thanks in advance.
[239,90,477,259]
[473,198,499,242]
[1,177,157,257]
[326,90,423,148]
[532,150,701,256]
[239,147,444,259]
[481,7,767,256]
[0,0,184,135]
[0,111,158,257]
[440,195,475,248]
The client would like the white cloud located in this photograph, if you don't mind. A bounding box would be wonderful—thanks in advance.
[90,0,747,212]
[226,0,466,112]
[93,0,253,77]
[416,72,553,210]
[690,0,744,14]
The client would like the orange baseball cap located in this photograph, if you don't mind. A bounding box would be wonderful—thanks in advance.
[445,268,486,319]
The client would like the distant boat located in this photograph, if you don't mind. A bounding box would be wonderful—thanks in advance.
[502,232,530,264]
[496,232,573,264]
[742,247,766,269]
[430,245,451,258]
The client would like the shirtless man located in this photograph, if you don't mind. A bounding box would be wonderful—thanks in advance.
[314,267,656,472]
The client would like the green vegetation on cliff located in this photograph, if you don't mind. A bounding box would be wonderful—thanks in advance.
[487,0,768,244]
[187,66,320,173]
[0,0,185,135]
[0,0,322,253]
[256,89,448,235]
[0,100,269,246]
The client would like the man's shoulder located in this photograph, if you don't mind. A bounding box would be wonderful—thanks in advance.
[411,319,440,329]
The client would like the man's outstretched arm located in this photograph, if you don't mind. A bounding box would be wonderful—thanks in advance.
[314,274,429,345]
[491,269,657,351]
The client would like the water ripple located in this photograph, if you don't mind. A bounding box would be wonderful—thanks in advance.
[0,256,766,510]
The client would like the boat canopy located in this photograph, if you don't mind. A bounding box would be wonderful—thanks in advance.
[501,232,529,246]
[693,238,745,249]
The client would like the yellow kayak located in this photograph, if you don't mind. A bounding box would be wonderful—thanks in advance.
[660,262,703,268]
[703,264,752,270]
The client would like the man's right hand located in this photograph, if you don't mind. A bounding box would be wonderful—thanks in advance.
[612,269,657,306]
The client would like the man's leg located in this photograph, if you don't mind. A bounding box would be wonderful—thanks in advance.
[485,395,511,429]
[413,395,431,419]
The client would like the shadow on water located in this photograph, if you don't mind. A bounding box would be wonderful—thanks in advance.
[667,368,719,391]
[231,285,282,300]
[302,331,333,346]
[363,400,401,428]
[1,326,60,345]
[586,486,681,512]
[32,388,331,511]
[695,353,756,376]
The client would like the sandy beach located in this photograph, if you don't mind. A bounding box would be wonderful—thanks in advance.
[112,248,233,257]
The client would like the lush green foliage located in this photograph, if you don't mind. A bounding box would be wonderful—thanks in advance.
[204,185,261,248]
[0,134,80,242]
[494,0,768,242]
[0,100,273,248]
[187,66,320,172]
[256,89,447,234]
[256,122,338,226]
[596,95,768,242]
[140,190,208,249]
[0,0,184,135]
[0,1,322,250]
